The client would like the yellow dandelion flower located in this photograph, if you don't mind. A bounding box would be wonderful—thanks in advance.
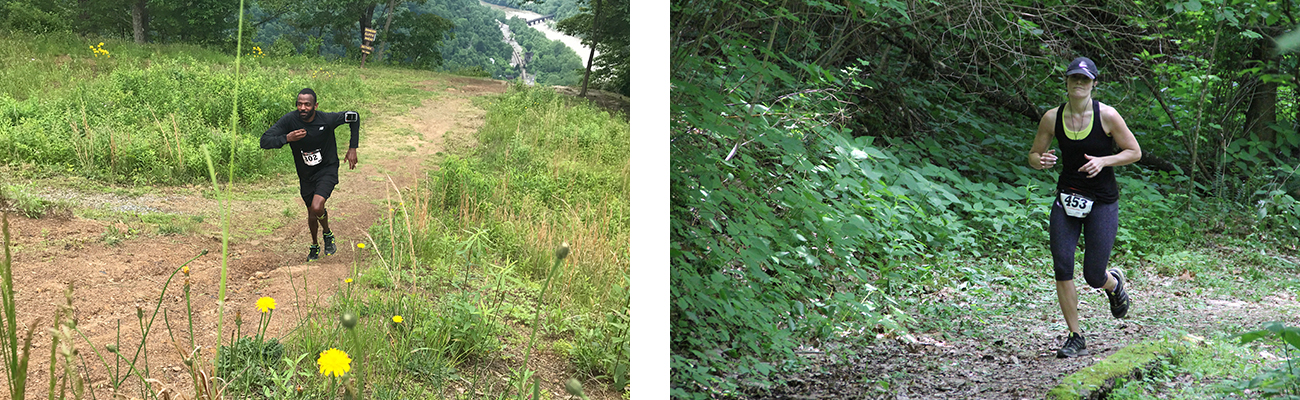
[317,348,352,377]
[182,265,190,275]
[345,278,353,283]
[392,315,403,323]
[357,243,366,249]
[99,42,104,46]
[256,296,276,313]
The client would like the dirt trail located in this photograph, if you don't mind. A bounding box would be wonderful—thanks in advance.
[753,264,1300,399]
[0,76,532,397]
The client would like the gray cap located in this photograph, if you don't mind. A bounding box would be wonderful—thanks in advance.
[1065,57,1098,79]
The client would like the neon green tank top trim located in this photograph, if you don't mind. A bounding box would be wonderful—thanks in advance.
[1062,109,1094,140]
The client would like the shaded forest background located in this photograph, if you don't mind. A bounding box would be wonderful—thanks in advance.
[671,0,1300,398]
[0,0,629,94]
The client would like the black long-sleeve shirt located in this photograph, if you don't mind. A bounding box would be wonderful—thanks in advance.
[260,110,360,180]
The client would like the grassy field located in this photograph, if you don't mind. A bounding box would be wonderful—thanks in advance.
[0,31,428,185]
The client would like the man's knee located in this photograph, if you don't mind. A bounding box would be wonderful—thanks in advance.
[308,205,326,219]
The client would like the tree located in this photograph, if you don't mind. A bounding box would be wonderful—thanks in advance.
[148,0,239,45]
[373,0,396,62]
[384,10,455,69]
[1,0,73,33]
[556,0,628,95]
[131,0,146,44]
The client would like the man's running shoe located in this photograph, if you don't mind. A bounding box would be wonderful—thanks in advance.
[1106,268,1130,318]
[1056,331,1087,358]
[308,244,321,261]
[323,232,337,256]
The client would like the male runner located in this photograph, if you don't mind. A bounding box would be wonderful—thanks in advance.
[260,88,360,261]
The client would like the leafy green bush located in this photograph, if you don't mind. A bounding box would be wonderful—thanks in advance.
[267,36,298,58]
[436,292,504,361]
[1231,322,1300,397]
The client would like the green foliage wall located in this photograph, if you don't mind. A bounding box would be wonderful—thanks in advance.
[671,0,1300,397]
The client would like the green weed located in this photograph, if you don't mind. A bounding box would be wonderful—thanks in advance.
[570,309,630,391]
[216,336,285,394]
[0,185,71,219]
[1229,322,1300,396]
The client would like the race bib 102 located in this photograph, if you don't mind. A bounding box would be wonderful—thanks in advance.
[1059,192,1094,218]
[301,149,323,166]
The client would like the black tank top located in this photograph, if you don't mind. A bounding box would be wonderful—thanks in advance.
[1055,99,1119,203]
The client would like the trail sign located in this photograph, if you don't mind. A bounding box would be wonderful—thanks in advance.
[363,28,377,42]
[360,44,373,54]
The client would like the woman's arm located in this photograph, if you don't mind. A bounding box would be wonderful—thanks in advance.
[1028,108,1058,170]
[1079,105,1141,178]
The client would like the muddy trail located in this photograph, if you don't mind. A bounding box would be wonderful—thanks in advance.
[750,256,1300,400]
[1,77,618,399]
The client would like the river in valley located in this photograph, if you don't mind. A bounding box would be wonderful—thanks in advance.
[478,1,597,67]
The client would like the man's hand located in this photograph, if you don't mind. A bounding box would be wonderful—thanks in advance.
[287,129,307,142]
[346,148,358,169]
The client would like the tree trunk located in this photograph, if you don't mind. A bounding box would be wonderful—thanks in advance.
[375,0,397,62]
[1294,61,1300,139]
[359,4,375,48]
[580,0,604,96]
[1245,39,1279,142]
[131,0,147,44]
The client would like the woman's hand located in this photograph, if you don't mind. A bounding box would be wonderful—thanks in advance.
[1038,149,1057,170]
[1080,154,1108,178]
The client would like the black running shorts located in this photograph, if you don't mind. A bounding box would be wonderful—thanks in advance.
[299,170,339,206]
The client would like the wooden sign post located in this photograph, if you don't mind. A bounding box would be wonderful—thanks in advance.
[361,28,378,68]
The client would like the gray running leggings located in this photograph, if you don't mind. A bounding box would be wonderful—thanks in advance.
[1049,198,1118,288]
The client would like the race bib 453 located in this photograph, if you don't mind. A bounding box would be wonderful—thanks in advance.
[1059,192,1094,218]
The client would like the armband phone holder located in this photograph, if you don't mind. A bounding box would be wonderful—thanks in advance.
[344,111,359,123]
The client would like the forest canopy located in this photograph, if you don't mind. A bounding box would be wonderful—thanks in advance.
[0,0,590,87]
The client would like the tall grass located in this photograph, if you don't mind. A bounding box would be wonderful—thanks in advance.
[422,85,630,313]
[0,32,425,184]
[386,84,632,389]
